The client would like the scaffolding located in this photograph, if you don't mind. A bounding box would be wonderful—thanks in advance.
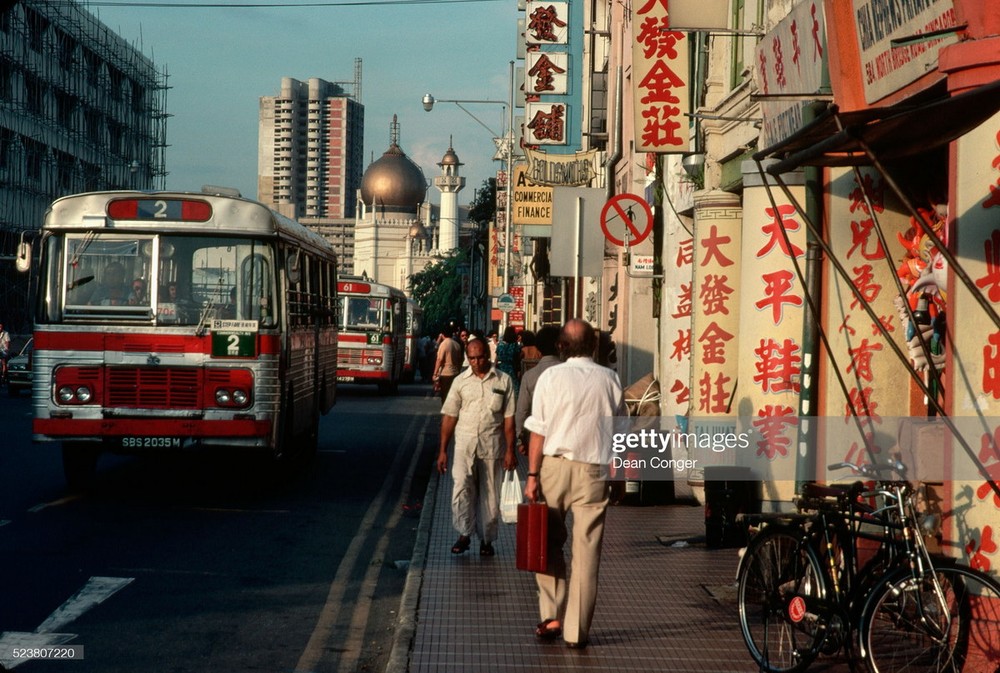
[0,0,168,330]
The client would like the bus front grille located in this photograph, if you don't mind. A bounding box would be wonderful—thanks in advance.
[107,367,202,408]
[338,349,365,366]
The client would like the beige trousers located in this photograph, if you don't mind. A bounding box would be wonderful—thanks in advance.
[535,455,609,644]
[450,448,502,543]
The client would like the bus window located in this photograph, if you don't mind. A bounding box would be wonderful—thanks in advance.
[240,252,274,324]
[156,237,276,327]
[345,297,371,329]
[62,236,149,316]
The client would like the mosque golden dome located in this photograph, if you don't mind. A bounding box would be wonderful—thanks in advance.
[360,142,427,213]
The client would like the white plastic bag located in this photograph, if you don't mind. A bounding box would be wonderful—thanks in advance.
[500,470,523,524]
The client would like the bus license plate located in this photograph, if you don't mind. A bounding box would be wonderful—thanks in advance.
[120,437,183,449]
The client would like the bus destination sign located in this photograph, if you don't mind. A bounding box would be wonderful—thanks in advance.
[210,319,259,358]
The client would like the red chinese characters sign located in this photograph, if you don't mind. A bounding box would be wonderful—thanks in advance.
[740,181,806,468]
[691,195,741,417]
[631,0,689,153]
[951,109,1000,575]
[525,1,569,45]
[821,167,907,468]
[526,52,568,95]
[525,102,567,146]
[754,0,826,148]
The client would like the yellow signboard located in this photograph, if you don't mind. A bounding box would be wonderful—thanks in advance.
[512,164,553,227]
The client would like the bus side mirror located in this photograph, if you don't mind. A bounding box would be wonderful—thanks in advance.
[15,240,31,273]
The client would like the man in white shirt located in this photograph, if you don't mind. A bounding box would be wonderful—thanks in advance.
[438,338,518,556]
[523,319,624,649]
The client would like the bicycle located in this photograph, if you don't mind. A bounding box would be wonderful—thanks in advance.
[856,482,1000,673]
[737,462,900,673]
[737,460,1000,673]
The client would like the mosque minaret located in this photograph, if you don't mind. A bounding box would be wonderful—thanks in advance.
[434,139,465,253]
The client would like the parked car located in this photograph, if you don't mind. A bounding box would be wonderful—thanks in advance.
[6,337,32,397]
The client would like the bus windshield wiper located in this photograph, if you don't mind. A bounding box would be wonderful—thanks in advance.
[195,298,215,337]
[67,275,94,290]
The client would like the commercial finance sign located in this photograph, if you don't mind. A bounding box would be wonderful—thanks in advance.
[512,164,553,227]
[852,0,958,103]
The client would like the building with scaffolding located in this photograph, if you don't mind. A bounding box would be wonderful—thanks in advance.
[257,61,364,274]
[0,0,168,332]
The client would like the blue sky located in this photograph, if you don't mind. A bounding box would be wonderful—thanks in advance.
[89,0,516,206]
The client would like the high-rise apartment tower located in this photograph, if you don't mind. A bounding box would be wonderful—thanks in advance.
[258,74,364,220]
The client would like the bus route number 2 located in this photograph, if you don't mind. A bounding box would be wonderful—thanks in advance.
[212,330,256,358]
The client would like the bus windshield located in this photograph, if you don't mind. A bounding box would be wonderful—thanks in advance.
[42,233,277,327]
[341,296,390,331]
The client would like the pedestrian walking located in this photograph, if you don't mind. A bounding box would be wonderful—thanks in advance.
[495,325,522,396]
[519,330,542,366]
[514,324,561,455]
[433,330,464,403]
[0,321,10,384]
[437,338,518,557]
[523,319,624,649]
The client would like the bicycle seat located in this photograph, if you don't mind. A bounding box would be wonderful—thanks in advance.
[797,481,865,511]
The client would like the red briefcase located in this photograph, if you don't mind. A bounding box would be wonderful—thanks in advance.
[516,502,548,572]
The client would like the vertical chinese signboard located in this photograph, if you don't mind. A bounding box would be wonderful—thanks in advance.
[631,0,690,153]
[690,191,741,420]
[662,178,694,419]
[953,112,1000,575]
[739,167,808,486]
[821,167,909,466]
[490,167,520,296]
[754,0,828,149]
[524,1,570,147]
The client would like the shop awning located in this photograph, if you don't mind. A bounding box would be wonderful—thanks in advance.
[754,79,1000,175]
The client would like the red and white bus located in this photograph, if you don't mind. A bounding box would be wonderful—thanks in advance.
[29,189,339,487]
[336,276,406,394]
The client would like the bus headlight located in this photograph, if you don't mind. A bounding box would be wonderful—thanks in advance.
[214,387,251,408]
[205,369,253,409]
[57,385,93,404]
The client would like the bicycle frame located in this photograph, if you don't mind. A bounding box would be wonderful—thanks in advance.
[869,482,953,644]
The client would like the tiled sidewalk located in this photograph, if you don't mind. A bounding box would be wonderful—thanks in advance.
[390,465,857,673]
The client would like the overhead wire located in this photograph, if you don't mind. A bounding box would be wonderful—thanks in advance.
[82,0,501,7]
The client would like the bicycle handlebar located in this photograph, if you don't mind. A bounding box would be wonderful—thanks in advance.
[827,459,908,480]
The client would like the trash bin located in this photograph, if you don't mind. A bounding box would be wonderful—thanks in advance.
[704,466,760,548]
[619,477,674,506]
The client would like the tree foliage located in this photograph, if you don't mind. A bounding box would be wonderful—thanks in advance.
[409,180,496,337]
[408,250,469,337]
[468,178,497,226]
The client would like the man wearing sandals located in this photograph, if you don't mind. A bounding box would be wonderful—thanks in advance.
[437,338,518,557]
[523,319,624,649]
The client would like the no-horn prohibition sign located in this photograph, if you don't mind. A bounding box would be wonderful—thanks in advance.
[600,193,653,247]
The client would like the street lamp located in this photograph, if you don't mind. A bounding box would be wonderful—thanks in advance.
[422,61,516,329]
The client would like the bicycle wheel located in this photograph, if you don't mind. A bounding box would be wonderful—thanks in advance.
[738,526,828,673]
[860,563,1000,673]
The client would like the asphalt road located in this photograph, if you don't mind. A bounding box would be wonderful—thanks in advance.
[0,381,440,673]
